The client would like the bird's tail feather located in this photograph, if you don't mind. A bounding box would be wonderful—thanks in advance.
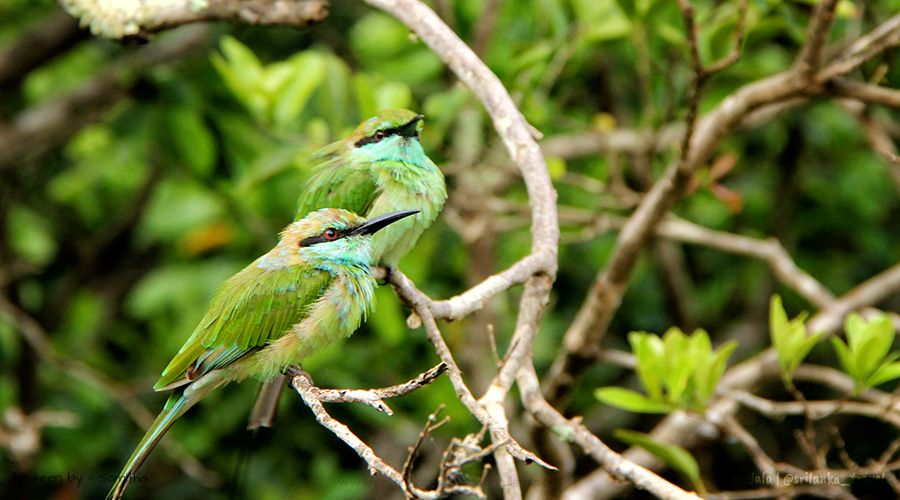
[107,394,190,499]
[247,375,286,430]
[107,371,225,500]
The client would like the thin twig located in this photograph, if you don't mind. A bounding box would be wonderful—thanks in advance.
[289,363,447,416]
[729,389,900,428]
[290,371,485,499]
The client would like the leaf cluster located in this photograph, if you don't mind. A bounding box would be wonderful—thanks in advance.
[595,328,737,414]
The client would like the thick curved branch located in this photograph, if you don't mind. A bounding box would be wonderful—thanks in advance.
[361,2,562,498]
[391,272,553,470]
[0,11,86,89]
[60,0,328,38]
[362,0,559,261]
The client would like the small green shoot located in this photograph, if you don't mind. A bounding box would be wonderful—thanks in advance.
[769,295,822,387]
[595,328,737,413]
[831,313,900,395]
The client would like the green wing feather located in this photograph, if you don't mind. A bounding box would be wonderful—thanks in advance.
[295,151,380,220]
[154,264,332,390]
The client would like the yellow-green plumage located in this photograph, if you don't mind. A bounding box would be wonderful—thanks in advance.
[247,110,447,431]
[296,109,447,268]
[108,208,418,499]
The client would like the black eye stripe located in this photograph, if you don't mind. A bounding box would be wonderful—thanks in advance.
[353,120,420,148]
[299,235,327,247]
[354,128,395,147]
[299,229,345,247]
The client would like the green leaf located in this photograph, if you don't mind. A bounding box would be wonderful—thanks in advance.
[770,295,789,347]
[547,156,567,180]
[353,74,378,120]
[788,332,823,380]
[770,295,818,385]
[694,340,738,406]
[614,429,703,492]
[374,80,412,112]
[868,362,900,387]
[220,36,262,76]
[7,206,57,267]
[273,52,327,127]
[571,0,633,42]
[844,313,866,349]
[594,387,670,414]
[166,106,215,176]
[535,0,569,41]
[318,56,351,135]
[629,332,665,400]
[350,13,413,60]
[831,337,858,386]
[212,36,266,119]
[862,316,894,364]
[662,327,693,404]
[260,61,295,96]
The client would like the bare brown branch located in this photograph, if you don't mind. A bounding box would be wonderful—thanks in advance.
[831,79,900,108]
[795,0,839,75]
[0,11,86,89]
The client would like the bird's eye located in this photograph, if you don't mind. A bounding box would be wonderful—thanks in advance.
[373,130,385,141]
[323,228,338,240]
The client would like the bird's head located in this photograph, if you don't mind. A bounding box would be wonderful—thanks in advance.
[259,208,419,271]
[347,109,428,165]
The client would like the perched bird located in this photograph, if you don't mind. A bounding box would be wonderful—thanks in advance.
[108,208,419,499]
[248,109,447,429]
[295,108,447,269]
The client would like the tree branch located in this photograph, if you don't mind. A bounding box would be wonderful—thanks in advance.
[292,363,446,415]
[60,0,328,38]
[290,368,486,499]
[541,5,900,409]
[0,11,86,89]
[0,25,210,170]
[566,262,900,499]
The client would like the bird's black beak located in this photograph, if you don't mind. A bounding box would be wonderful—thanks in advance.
[350,209,420,236]
[397,114,425,138]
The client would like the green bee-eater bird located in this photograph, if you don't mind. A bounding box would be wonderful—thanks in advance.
[248,109,447,429]
[295,108,447,269]
[108,208,419,499]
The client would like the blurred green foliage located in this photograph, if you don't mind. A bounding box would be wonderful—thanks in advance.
[1,0,898,498]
